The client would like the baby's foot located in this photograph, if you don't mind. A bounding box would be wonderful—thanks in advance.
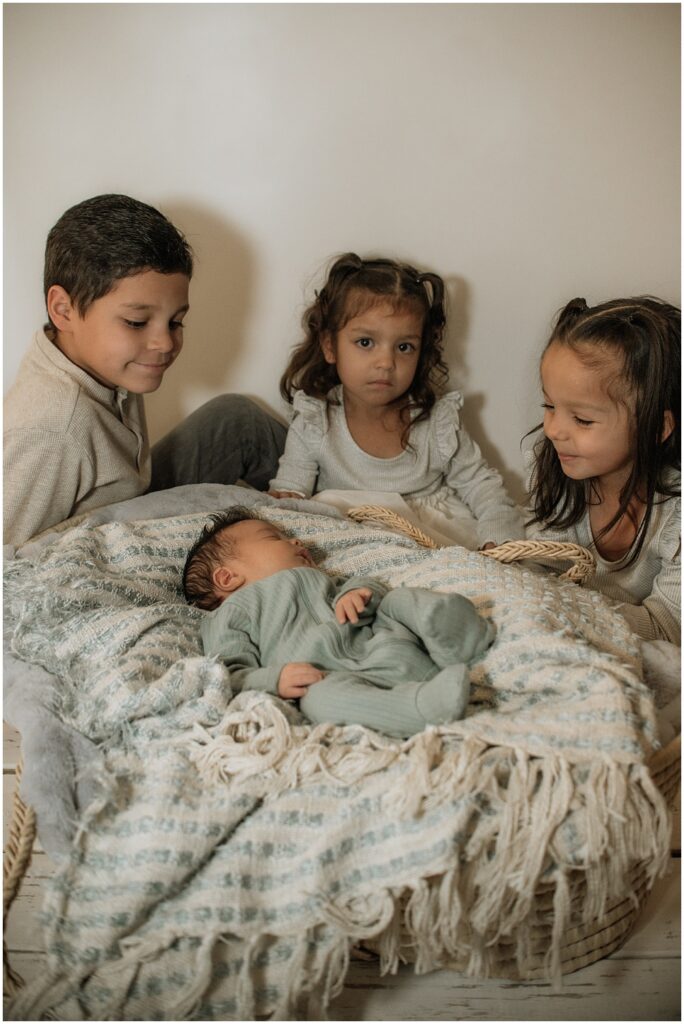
[414,664,470,725]
[420,594,495,667]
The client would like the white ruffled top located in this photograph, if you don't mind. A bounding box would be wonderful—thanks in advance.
[270,387,524,546]
[525,442,680,643]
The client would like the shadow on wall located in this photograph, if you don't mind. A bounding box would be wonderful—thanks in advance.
[443,275,525,505]
[462,392,525,505]
[145,201,254,443]
[442,274,470,388]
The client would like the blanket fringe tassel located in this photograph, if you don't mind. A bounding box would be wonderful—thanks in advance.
[7,713,671,1020]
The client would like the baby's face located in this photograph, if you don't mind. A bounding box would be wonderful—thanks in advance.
[220,519,315,586]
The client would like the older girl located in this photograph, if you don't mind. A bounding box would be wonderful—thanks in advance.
[527,296,680,643]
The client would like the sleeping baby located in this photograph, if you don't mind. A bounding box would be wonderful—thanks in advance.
[182,507,495,738]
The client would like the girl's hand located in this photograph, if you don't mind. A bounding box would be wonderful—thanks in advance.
[268,490,304,499]
[278,662,325,699]
[480,541,497,551]
[335,587,373,624]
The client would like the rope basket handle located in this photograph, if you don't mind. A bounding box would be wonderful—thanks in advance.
[347,505,595,584]
[480,539,595,583]
[3,757,37,997]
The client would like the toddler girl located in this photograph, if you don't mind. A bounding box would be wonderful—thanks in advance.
[526,296,680,644]
[269,253,523,549]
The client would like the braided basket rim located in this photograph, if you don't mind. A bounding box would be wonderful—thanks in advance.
[346,504,596,582]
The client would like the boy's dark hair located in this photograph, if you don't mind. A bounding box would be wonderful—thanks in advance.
[280,253,449,444]
[182,507,258,611]
[526,295,680,567]
[44,194,194,325]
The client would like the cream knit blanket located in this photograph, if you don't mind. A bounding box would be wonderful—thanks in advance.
[5,500,669,1020]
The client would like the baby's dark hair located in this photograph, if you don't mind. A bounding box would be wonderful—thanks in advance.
[527,295,680,565]
[44,194,194,326]
[183,507,258,610]
[280,253,449,436]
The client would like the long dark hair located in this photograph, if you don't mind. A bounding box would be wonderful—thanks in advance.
[527,296,680,566]
[280,253,449,440]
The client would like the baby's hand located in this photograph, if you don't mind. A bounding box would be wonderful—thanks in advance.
[268,490,304,499]
[278,662,325,699]
[335,587,372,624]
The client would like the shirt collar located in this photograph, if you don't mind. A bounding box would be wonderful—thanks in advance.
[36,328,129,408]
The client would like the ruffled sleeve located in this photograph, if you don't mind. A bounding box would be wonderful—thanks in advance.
[430,391,464,462]
[289,390,328,433]
[269,391,327,497]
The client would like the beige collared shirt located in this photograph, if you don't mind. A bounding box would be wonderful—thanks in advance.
[4,330,150,546]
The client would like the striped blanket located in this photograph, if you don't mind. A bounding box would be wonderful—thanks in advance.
[4,490,670,1020]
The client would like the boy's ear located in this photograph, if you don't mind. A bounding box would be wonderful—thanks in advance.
[46,285,78,331]
[661,410,675,443]
[321,333,336,364]
[212,564,244,596]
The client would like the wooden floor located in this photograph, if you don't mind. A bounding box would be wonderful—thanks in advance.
[4,723,681,1021]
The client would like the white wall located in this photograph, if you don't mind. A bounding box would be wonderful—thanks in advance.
[5,3,680,501]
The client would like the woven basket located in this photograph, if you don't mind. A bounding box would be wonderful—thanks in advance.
[347,504,681,979]
[3,759,37,997]
[4,512,680,992]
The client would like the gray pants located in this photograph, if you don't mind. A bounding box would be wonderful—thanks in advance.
[150,394,287,492]
[300,588,495,738]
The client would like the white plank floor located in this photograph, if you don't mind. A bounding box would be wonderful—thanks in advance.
[4,723,681,1021]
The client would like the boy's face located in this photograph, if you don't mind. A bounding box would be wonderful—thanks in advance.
[49,270,190,393]
[213,519,315,597]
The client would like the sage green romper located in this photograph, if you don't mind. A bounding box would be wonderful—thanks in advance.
[201,567,494,738]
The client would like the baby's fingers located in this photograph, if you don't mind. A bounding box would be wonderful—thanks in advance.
[336,588,372,624]
[288,674,325,698]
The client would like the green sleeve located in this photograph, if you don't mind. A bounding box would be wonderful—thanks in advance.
[200,615,281,695]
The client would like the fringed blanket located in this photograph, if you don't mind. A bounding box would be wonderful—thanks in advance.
[4,490,670,1021]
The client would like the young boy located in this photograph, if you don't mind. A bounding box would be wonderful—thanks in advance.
[183,507,495,738]
[4,194,287,546]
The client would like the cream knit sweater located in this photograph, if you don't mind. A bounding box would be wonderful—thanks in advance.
[4,331,150,546]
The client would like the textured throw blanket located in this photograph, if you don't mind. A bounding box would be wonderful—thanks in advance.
[4,488,670,1021]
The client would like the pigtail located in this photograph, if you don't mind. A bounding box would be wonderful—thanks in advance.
[417,272,446,336]
[409,270,449,423]
[553,297,589,336]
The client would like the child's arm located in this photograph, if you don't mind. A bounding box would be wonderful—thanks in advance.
[200,607,325,698]
[444,430,524,548]
[431,393,523,549]
[269,393,325,498]
[616,563,680,644]
[200,614,281,694]
[613,529,681,644]
[3,428,86,546]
